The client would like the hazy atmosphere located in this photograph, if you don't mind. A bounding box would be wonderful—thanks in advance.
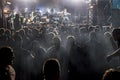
[0,0,120,80]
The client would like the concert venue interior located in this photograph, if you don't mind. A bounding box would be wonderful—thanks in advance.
[0,0,120,80]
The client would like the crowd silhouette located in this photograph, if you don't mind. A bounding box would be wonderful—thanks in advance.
[1,13,120,80]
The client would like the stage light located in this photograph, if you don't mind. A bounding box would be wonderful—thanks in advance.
[3,8,10,14]
[39,10,42,13]
[28,19,31,23]
[6,1,11,5]
[3,9,8,13]
[90,5,93,9]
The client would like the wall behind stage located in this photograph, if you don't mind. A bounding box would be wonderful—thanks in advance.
[112,0,120,9]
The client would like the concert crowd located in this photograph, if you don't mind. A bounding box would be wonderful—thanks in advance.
[0,8,120,80]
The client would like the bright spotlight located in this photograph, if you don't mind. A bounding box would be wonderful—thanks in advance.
[90,6,93,9]
[3,8,10,14]
[3,9,8,13]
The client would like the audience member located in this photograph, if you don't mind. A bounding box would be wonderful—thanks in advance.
[43,58,60,80]
[102,68,120,80]
[0,46,15,80]
[107,29,120,62]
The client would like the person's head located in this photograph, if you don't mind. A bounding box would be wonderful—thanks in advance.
[112,29,120,41]
[102,68,120,80]
[43,58,60,80]
[13,33,23,48]
[0,28,5,36]
[5,29,11,37]
[89,31,97,41]
[53,36,61,49]
[0,46,14,65]
[15,14,19,18]
[67,35,75,46]
[112,28,120,47]
[104,32,112,38]
[64,8,67,13]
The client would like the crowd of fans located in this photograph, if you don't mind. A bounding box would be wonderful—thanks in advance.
[1,12,120,80]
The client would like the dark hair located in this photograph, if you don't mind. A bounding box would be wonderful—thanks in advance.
[0,46,14,65]
[102,68,120,80]
[112,28,120,41]
[43,58,60,80]
[112,28,120,47]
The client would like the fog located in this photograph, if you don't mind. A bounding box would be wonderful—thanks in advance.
[0,0,120,80]
[0,23,120,80]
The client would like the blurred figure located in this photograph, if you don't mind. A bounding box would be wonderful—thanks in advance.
[112,28,120,48]
[14,14,21,31]
[0,46,15,80]
[43,58,60,80]
[47,36,62,58]
[107,29,120,62]
[62,8,70,24]
[104,32,117,54]
[47,36,68,80]
[102,68,120,80]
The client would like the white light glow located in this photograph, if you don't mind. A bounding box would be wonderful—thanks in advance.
[14,0,37,3]
[69,0,91,4]
[86,0,91,3]
[25,8,28,12]
[71,0,84,3]
[46,8,51,13]
[90,6,93,9]
[3,9,8,13]
[3,7,10,14]
[7,1,11,5]
[14,11,17,15]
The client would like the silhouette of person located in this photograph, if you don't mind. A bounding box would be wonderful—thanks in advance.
[102,68,120,80]
[112,29,120,48]
[14,14,21,31]
[107,29,120,62]
[43,58,60,80]
[0,46,15,80]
